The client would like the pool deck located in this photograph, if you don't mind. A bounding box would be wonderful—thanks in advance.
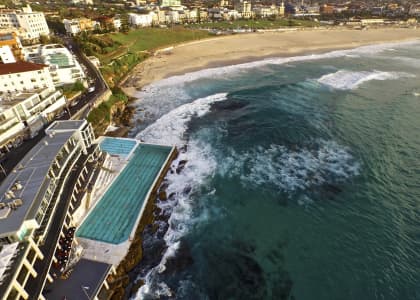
[75,138,177,265]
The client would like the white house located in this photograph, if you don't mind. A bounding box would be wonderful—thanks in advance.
[0,5,49,41]
[128,12,154,27]
[0,61,54,93]
[63,19,81,35]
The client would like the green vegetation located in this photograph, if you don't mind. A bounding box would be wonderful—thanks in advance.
[187,18,320,30]
[61,80,85,99]
[77,27,210,64]
[101,52,149,88]
[87,88,128,124]
[83,27,211,136]
[108,27,210,57]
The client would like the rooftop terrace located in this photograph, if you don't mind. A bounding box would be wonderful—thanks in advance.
[44,259,112,300]
[0,121,86,236]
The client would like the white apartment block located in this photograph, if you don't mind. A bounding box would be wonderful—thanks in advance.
[0,120,98,300]
[128,12,154,27]
[0,61,54,93]
[24,44,85,86]
[0,5,49,41]
[63,19,81,35]
[0,87,67,150]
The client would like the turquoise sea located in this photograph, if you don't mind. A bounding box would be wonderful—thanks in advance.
[129,41,420,300]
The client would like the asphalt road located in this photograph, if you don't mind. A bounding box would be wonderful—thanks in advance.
[0,37,108,182]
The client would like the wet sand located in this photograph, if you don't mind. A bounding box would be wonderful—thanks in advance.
[121,27,420,96]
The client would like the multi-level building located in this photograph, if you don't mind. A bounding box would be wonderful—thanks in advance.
[0,120,103,300]
[63,18,95,36]
[160,0,182,7]
[0,61,54,93]
[24,44,85,86]
[0,5,49,42]
[0,87,67,152]
[234,0,253,19]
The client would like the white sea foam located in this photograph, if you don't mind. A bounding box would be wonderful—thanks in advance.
[317,70,415,90]
[220,141,360,193]
[134,95,223,299]
[137,93,227,146]
[131,40,420,134]
[135,40,419,96]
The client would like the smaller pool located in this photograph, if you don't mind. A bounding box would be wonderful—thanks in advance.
[99,137,137,157]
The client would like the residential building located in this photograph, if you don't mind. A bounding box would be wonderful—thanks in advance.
[279,1,285,17]
[409,3,420,16]
[0,32,24,61]
[160,0,181,7]
[129,12,154,27]
[320,4,334,14]
[0,87,67,152]
[0,61,54,93]
[253,5,278,18]
[234,0,253,19]
[0,5,49,42]
[24,44,86,86]
[0,120,103,300]
[63,18,95,36]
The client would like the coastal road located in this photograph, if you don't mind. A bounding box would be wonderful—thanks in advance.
[0,37,108,182]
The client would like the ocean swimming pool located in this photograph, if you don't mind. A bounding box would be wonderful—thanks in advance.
[99,137,137,157]
[76,143,173,244]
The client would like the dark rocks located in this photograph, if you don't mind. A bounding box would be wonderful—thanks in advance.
[183,186,192,195]
[158,190,167,201]
[176,160,188,174]
[162,240,193,276]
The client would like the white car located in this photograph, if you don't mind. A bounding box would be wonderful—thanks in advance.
[87,86,95,93]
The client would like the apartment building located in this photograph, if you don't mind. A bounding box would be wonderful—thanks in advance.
[0,120,103,300]
[0,87,67,152]
[0,61,54,93]
[0,5,49,42]
[24,44,85,86]
[63,18,95,36]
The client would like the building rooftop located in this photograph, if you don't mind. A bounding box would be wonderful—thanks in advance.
[46,120,86,132]
[44,259,112,300]
[0,61,47,76]
[0,121,85,237]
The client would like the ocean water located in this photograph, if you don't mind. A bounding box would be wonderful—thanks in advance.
[128,40,420,300]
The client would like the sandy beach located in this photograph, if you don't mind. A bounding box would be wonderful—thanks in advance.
[121,27,420,96]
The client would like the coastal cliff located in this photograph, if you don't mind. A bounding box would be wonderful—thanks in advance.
[87,88,135,137]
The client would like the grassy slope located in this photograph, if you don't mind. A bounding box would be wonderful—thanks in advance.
[88,27,211,133]
[100,27,211,63]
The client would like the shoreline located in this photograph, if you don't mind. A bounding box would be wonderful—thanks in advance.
[121,27,420,97]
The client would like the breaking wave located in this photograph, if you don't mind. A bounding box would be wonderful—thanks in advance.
[317,70,415,90]
[220,141,360,193]
[134,94,227,298]
[136,93,227,146]
[131,40,420,130]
